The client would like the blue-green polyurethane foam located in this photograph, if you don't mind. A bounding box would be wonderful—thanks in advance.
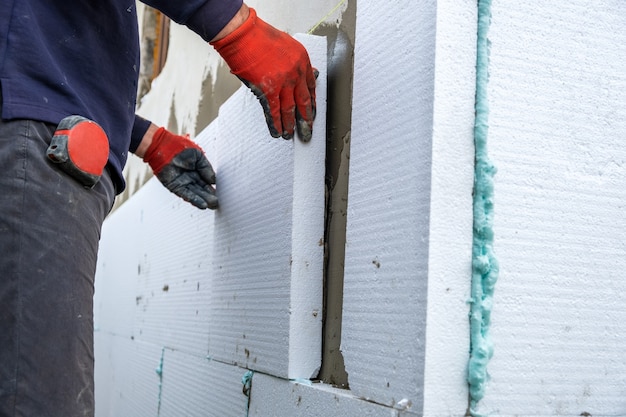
[468,0,498,416]
[156,347,165,415]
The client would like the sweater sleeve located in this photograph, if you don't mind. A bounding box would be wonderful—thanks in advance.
[140,0,243,42]
[129,114,152,154]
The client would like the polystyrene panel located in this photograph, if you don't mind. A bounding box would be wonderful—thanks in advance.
[249,374,408,417]
[158,352,248,417]
[421,0,477,415]
[95,338,163,417]
[207,34,326,379]
[94,34,326,415]
[477,2,626,415]
[94,211,141,338]
[342,0,436,411]
[130,179,216,357]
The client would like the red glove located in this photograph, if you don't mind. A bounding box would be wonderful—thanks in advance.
[143,128,218,209]
[211,8,317,142]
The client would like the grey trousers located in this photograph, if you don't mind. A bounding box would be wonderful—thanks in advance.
[0,118,115,417]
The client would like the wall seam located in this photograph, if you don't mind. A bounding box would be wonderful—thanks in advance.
[467,0,498,416]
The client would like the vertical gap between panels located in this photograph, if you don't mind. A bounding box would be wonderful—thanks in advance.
[312,0,357,389]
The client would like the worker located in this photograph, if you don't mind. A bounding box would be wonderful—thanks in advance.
[0,1,317,416]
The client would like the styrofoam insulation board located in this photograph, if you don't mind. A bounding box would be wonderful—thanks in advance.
[132,179,217,357]
[248,373,413,417]
[94,33,326,415]
[96,167,218,358]
[158,351,248,417]
[341,0,436,411]
[94,214,141,339]
[95,337,163,417]
[207,33,326,378]
[476,1,626,415]
[422,0,477,415]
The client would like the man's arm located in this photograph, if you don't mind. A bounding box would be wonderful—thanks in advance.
[133,123,158,159]
[140,0,243,42]
[132,2,251,157]
[210,3,250,42]
[131,2,317,209]
[141,1,317,141]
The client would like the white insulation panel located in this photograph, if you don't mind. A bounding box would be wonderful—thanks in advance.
[477,2,626,416]
[94,2,626,414]
[158,351,249,417]
[341,0,436,412]
[208,34,326,378]
[94,34,326,415]
[248,373,408,417]
[422,0,477,414]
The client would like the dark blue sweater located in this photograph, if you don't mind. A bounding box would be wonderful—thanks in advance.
[0,0,242,191]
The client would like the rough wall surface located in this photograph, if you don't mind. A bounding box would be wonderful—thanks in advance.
[423,0,477,414]
[342,0,437,412]
[94,35,327,415]
[478,1,626,415]
[343,0,626,415]
[96,1,626,416]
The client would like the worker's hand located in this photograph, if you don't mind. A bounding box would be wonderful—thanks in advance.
[143,128,218,209]
[210,8,317,142]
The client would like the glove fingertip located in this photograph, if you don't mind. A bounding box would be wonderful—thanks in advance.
[262,104,282,138]
[199,168,216,185]
[190,201,209,210]
[269,127,281,138]
[178,192,209,210]
[191,194,219,210]
[207,198,219,210]
[296,119,313,143]
[200,194,219,210]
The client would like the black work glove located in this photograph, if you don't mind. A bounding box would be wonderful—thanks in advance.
[143,127,218,210]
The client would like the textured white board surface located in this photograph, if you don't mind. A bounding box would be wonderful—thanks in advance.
[158,352,248,417]
[94,34,326,415]
[208,33,326,378]
[477,2,626,415]
[342,0,436,411]
[249,374,407,417]
[422,1,477,415]
[95,337,163,417]
[132,179,217,357]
